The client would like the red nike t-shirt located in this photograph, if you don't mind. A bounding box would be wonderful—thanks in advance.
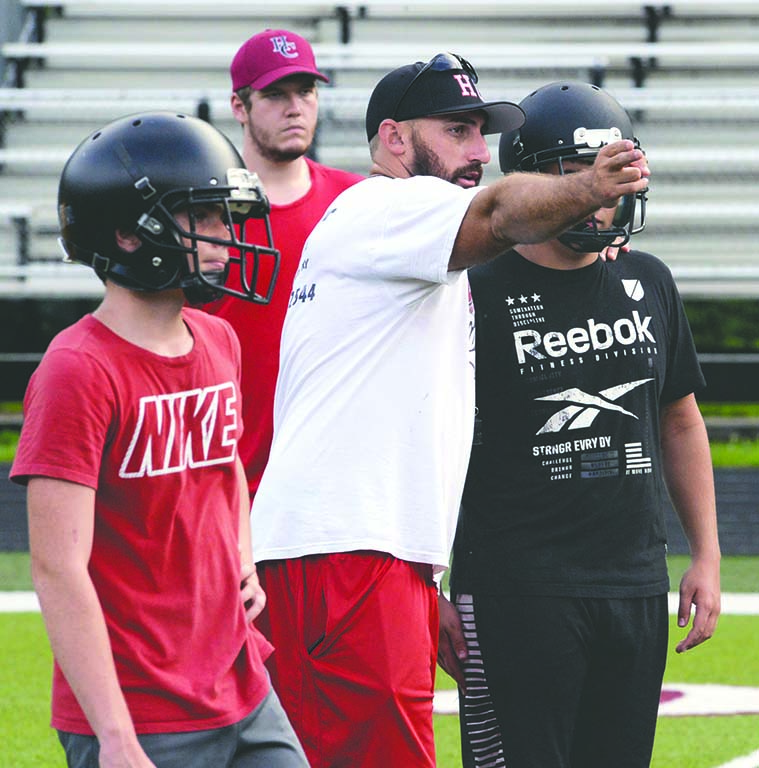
[11,308,272,734]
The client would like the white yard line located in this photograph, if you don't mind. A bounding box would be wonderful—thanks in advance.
[435,683,759,717]
[716,749,759,768]
[0,591,39,612]
[2,591,758,613]
[668,592,759,616]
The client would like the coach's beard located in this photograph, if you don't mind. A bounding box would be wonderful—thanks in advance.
[409,134,483,187]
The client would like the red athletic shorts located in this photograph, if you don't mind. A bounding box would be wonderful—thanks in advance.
[256,551,439,768]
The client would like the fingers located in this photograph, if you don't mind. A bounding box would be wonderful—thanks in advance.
[675,604,719,653]
[599,236,632,262]
[675,597,694,653]
[599,139,646,168]
[437,593,468,690]
[630,154,651,179]
[598,141,648,178]
[593,141,649,207]
[438,645,466,690]
[245,593,266,623]
[438,593,468,661]
[240,563,266,623]
[675,587,721,653]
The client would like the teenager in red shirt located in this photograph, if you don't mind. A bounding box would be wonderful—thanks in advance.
[11,111,308,768]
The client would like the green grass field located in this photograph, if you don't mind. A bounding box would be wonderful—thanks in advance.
[3,402,759,765]
[1,554,758,768]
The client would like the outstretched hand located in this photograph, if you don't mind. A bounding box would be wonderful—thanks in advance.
[591,140,649,209]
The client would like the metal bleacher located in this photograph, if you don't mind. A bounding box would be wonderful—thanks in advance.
[1,0,759,298]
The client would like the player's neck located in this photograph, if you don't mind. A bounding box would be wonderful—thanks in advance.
[94,284,193,357]
[244,150,312,206]
[516,242,599,271]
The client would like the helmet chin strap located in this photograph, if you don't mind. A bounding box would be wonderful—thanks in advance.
[557,227,629,254]
[180,270,226,306]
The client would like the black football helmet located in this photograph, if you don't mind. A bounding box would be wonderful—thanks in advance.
[499,81,647,253]
[58,111,280,304]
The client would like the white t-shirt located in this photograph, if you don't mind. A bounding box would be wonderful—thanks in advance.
[251,175,480,572]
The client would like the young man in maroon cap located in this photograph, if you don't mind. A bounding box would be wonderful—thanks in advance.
[250,53,651,767]
[205,29,362,504]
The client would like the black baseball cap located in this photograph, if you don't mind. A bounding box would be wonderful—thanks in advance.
[365,52,525,141]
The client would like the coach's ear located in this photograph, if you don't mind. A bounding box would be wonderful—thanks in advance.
[378,119,408,155]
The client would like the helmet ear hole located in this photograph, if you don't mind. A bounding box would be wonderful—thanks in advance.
[498,128,523,173]
[115,229,142,253]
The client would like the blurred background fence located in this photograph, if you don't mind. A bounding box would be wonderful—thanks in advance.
[1,0,759,297]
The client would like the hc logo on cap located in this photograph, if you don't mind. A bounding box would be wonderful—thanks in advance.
[453,73,479,98]
[270,35,299,59]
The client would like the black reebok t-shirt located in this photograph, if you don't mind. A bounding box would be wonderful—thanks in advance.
[451,249,704,598]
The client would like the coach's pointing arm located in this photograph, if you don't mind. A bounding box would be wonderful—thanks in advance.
[449,140,649,271]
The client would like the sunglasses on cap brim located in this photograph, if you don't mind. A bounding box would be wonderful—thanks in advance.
[392,52,479,121]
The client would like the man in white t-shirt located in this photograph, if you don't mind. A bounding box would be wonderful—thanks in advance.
[250,52,650,768]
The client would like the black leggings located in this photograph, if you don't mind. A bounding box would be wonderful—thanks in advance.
[455,592,669,768]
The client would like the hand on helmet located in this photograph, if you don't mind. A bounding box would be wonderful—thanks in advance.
[591,140,650,210]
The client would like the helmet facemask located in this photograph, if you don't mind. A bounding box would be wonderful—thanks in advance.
[132,168,280,305]
[523,129,647,254]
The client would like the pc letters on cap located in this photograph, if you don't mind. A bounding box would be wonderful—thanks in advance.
[231,29,329,91]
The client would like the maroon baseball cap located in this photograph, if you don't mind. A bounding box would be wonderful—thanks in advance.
[231,29,329,92]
